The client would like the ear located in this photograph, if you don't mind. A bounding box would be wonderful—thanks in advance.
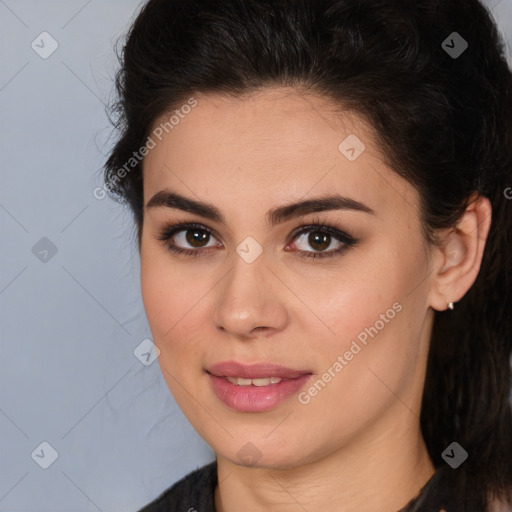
[428,194,492,312]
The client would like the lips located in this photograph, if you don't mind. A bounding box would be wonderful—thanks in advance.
[206,361,313,412]
[207,360,311,380]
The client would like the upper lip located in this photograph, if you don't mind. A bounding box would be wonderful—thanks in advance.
[207,361,312,379]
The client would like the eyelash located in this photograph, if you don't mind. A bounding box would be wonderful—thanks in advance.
[156,217,358,260]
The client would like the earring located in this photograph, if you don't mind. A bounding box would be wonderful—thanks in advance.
[448,302,454,310]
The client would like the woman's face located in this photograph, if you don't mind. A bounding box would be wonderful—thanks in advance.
[140,87,437,469]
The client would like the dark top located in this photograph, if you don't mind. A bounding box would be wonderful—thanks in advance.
[137,462,463,512]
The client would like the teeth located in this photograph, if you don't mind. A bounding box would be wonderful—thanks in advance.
[226,376,283,386]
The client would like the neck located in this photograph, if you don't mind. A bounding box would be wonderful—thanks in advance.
[214,411,435,512]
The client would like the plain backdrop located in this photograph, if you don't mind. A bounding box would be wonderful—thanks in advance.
[0,1,511,511]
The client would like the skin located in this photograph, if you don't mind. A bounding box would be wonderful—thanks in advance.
[139,87,491,512]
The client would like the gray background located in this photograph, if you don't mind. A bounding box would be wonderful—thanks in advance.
[0,1,511,511]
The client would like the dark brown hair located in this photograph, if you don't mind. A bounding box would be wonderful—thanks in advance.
[102,0,512,509]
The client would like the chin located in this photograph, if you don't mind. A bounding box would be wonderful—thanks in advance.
[214,439,311,471]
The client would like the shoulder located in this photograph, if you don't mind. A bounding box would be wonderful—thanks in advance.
[137,461,218,512]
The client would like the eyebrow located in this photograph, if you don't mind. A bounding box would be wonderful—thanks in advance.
[145,190,375,228]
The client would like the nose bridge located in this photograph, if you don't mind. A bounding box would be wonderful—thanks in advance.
[213,239,287,336]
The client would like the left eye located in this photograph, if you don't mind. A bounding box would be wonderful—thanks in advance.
[291,229,346,253]
[157,222,357,260]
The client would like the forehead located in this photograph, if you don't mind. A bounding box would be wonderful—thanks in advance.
[142,87,419,223]
[150,87,367,158]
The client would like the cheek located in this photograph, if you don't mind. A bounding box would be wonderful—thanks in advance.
[140,247,213,371]
[311,242,426,388]
[140,260,169,334]
[140,260,202,409]
[140,248,191,343]
[317,248,416,338]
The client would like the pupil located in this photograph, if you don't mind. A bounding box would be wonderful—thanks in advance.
[187,229,208,247]
[309,232,329,251]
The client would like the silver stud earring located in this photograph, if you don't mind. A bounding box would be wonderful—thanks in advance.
[448,302,454,310]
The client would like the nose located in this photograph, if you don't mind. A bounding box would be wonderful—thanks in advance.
[212,249,289,340]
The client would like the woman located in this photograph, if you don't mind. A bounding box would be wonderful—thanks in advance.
[103,0,512,510]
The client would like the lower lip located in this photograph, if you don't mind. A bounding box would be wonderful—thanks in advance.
[208,373,312,412]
